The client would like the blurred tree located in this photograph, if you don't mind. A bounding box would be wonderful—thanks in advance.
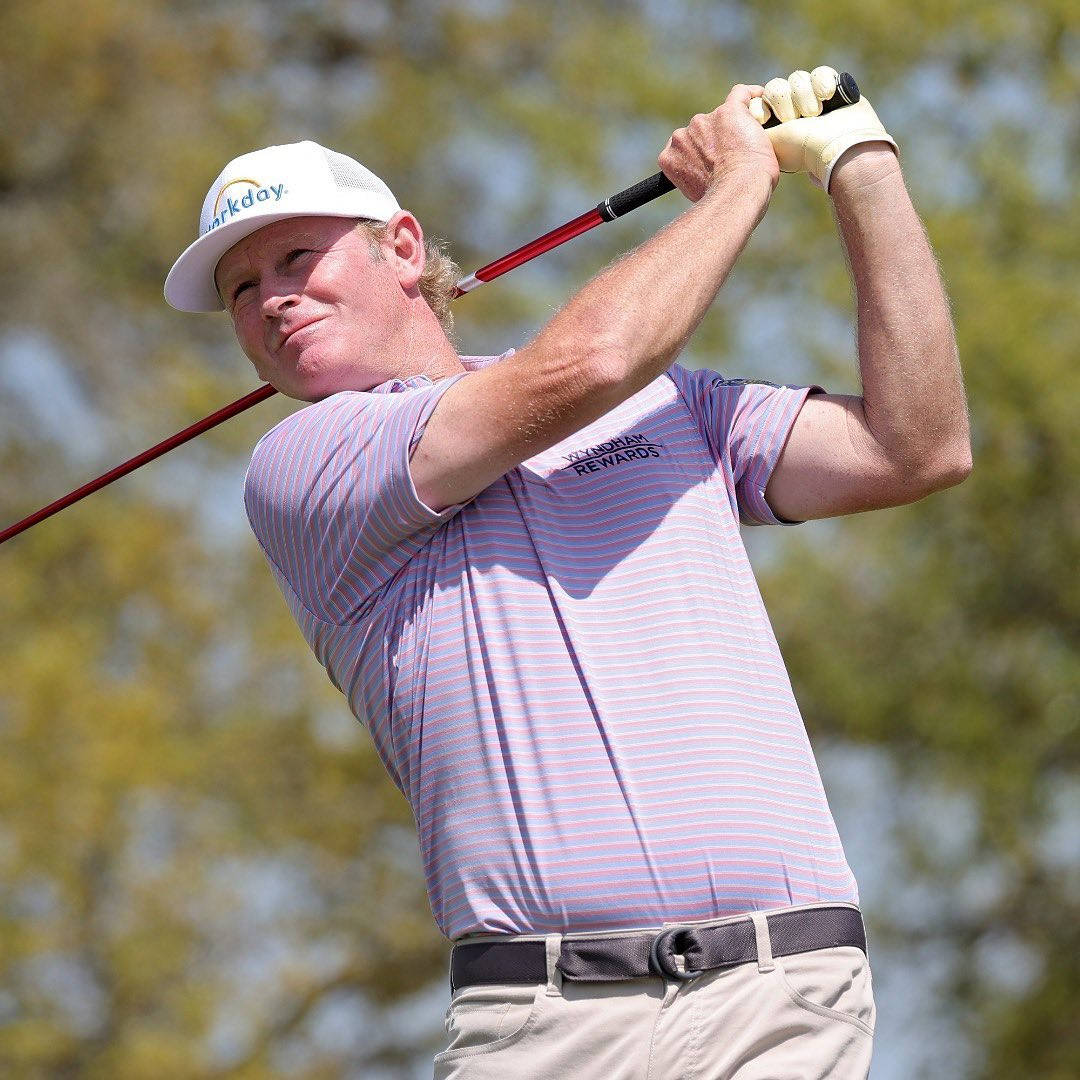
[0,0,1075,1077]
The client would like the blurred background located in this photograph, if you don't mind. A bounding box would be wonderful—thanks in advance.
[0,1,1077,1076]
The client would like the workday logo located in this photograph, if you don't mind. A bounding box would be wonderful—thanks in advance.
[562,433,664,476]
[208,178,288,231]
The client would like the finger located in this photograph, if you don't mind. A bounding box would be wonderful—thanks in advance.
[748,97,772,125]
[788,69,820,117]
[810,66,838,103]
[763,77,797,123]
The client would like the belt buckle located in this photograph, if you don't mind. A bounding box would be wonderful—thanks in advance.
[649,926,702,982]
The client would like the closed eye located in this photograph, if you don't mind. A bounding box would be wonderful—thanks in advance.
[231,279,255,305]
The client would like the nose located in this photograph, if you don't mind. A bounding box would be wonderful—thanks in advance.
[260,277,300,320]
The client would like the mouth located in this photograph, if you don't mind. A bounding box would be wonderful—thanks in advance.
[275,317,325,353]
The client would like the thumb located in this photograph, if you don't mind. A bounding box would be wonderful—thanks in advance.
[725,83,766,108]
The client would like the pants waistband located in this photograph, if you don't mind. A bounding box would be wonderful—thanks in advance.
[450,903,866,992]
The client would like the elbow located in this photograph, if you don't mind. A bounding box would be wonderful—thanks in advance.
[583,341,631,392]
[935,429,974,489]
[948,444,974,486]
[514,333,627,419]
[572,335,636,401]
[531,303,631,395]
[913,441,973,497]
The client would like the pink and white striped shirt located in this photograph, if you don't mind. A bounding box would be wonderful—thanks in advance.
[244,353,859,940]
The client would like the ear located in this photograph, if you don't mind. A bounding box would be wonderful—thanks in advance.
[380,210,425,292]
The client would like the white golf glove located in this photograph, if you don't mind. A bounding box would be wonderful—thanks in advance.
[749,66,898,193]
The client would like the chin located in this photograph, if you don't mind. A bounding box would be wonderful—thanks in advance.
[285,352,338,401]
[291,372,360,403]
[276,348,385,401]
[267,365,328,402]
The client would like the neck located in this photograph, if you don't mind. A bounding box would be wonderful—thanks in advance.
[382,298,464,385]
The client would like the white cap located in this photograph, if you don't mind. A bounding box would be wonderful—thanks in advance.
[164,140,401,312]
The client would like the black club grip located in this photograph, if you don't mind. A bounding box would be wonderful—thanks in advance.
[599,172,676,220]
[598,72,860,221]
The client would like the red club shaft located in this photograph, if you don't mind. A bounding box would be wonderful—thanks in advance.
[452,207,606,296]
[0,185,661,546]
[0,384,278,545]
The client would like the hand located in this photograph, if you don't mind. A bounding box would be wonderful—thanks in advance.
[757,66,898,193]
[658,83,781,204]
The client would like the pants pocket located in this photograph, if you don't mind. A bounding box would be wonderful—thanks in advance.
[434,983,545,1065]
[775,946,875,1035]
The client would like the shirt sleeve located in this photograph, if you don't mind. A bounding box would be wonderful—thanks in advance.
[667,364,823,526]
[243,375,468,623]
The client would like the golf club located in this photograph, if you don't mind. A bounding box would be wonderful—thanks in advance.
[0,74,859,547]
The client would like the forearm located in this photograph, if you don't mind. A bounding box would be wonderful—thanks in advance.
[523,168,773,407]
[411,85,780,512]
[831,148,971,480]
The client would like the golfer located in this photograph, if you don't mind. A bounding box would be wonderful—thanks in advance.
[166,69,970,1079]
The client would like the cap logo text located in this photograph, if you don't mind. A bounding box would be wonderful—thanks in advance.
[208,179,287,231]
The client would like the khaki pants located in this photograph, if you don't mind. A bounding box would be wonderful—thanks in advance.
[435,905,875,1079]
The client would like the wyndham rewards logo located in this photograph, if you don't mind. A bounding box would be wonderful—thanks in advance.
[208,178,287,231]
[561,433,663,476]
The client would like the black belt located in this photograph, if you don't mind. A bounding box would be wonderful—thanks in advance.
[451,905,865,991]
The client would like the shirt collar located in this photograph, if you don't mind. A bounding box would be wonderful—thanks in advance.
[369,374,433,395]
[367,350,515,395]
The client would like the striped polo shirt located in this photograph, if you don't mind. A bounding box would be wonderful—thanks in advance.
[243,352,859,940]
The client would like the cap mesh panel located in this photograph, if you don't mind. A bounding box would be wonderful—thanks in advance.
[322,147,374,191]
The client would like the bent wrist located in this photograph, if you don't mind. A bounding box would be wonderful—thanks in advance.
[701,165,777,219]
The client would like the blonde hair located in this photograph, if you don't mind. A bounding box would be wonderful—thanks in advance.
[357,220,460,339]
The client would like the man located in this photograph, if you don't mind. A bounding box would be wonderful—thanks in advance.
[165,68,970,1079]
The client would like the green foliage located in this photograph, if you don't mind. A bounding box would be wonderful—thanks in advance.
[0,0,1075,1075]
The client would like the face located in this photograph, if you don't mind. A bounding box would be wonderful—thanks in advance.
[215,215,408,400]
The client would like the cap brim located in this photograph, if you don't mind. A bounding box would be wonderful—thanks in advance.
[164,205,391,312]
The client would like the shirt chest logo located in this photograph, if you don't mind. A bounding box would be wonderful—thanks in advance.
[560,433,664,476]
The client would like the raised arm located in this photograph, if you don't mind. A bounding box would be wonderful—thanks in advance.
[411,84,779,513]
[763,144,972,521]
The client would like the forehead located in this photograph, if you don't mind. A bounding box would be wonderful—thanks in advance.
[215,215,361,280]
